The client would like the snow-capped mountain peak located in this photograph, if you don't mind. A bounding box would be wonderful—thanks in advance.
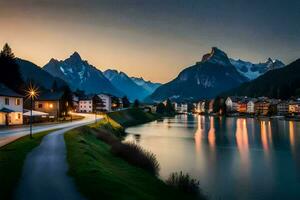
[43,52,122,96]
[230,57,285,80]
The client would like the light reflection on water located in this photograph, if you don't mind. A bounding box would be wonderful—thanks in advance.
[124,115,300,199]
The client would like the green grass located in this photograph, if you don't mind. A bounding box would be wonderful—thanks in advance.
[64,127,198,200]
[108,108,159,127]
[0,129,58,199]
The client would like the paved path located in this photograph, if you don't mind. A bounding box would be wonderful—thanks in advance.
[14,125,87,200]
[0,113,99,147]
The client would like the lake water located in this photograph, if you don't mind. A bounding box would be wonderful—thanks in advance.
[124,115,300,200]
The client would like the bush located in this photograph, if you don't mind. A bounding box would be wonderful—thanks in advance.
[111,142,160,176]
[166,171,202,196]
[91,128,119,146]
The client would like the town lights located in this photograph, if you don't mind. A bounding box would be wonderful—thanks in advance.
[25,84,39,139]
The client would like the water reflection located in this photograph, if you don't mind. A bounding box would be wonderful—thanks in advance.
[289,121,295,153]
[235,118,250,174]
[125,115,300,200]
[208,117,216,149]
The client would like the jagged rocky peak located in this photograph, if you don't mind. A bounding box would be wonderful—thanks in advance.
[48,58,59,64]
[200,47,230,65]
[70,51,82,61]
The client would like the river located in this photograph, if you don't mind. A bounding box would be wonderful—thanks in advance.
[124,114,300,200]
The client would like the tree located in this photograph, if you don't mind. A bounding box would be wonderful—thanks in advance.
[51,80,58,92]
[165,99,175,114]
[204,100,210,113]
[213,96,222,113]
[111,96,121,110]
[156,103,165,114]
[61,85,73,116]
[133,99,140,108]
[0,43,24,93]
[122,96,130,108]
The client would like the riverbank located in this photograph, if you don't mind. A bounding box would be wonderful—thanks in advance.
[108,108,159,128]
[64,109,202,200]
[0,129,59,199]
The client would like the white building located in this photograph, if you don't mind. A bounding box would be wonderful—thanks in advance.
[79,98,93,113]
[97,93,112,112]
[247,99,256,114]
[225,97,241,112]
[175,103,188,113]
[0,84,23,125]
[196,101,205,113]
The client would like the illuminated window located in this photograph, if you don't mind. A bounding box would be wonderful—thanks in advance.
[49,104,53,108]
[15,98,21,105]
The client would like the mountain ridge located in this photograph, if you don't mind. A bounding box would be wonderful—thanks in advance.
[43,52,123,96]
[149,47,248,102]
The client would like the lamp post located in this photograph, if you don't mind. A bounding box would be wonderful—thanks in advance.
[26,85,38,139]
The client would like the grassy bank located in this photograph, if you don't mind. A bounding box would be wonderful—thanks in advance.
[0,130,58,199]
[65,126,198,200]
[108,108,159,127]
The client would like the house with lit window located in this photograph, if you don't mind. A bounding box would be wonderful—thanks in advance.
[237,99,248,113]
[288,100,300,115]
[195,101,205,113]
[225,96,241,113]
[277,101,289,115]
[0,84,23,126]
[255,100,270,116]
[34,91,64,119]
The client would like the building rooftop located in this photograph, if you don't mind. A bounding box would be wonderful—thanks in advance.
[0,84,23,98]
[37,91,64,101]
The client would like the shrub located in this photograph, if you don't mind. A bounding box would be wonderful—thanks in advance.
[166,171,203,196]
[91,128,119,146]
[111,142,160,176]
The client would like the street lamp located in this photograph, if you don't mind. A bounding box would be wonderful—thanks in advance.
[26,85,38,139]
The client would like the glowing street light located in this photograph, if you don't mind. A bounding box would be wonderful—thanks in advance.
[25,84,39,139]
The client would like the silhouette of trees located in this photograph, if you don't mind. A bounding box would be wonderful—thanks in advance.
[0,43,24,93]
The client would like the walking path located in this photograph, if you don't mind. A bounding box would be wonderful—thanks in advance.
[0,113,99,147]
[14,126,86,200]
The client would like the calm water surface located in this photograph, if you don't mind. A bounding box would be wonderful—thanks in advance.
[124,115,300,200]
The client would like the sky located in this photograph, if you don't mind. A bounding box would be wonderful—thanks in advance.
[0,0,299,83]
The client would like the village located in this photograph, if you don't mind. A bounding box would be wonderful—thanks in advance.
[0,83,127,126]
[2,78,300,127]
[173,96,300,119]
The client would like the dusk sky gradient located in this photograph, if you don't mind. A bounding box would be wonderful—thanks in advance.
[0,0,299,83]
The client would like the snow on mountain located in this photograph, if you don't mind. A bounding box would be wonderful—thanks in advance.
[229,57,285,80]
[149,47,248,102]
[43,52,122,96]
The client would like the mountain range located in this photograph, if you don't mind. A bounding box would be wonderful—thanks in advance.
[43,52,123,96]
[15,48,289,102]
[229,58,285,80]
[104,69,151,101]
[149,47,249,102]
[224,59,300,99]
[16,52,161,100]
